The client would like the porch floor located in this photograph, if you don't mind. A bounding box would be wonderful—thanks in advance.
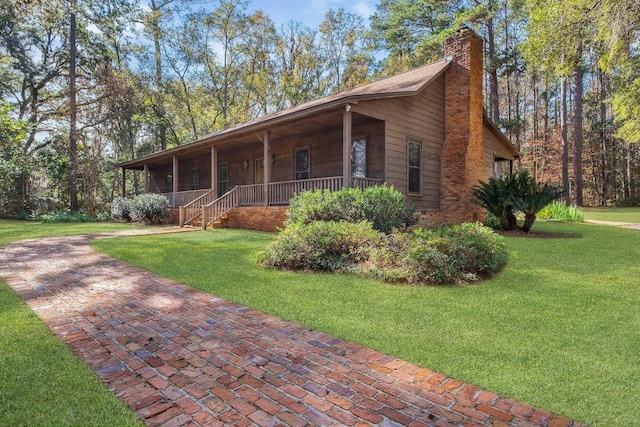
[0,230,580,427]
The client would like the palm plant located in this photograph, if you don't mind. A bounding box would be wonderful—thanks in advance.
[473,170,564,233]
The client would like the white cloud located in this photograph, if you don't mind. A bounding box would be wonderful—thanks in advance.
[352,1,375,19]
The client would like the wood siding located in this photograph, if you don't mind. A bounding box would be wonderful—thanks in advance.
[483,124,515,179]
[352,74,446,212]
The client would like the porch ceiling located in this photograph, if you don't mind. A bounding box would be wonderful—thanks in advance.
[122,109,380,170]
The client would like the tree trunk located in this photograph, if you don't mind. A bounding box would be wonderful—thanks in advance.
[487,15,499,123]
[522,213,536,233]
[69,0,79,212]
[150,0,167,151]
[573,44,584,206]
[561,76,570,204]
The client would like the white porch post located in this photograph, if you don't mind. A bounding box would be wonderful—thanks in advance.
[211,145,218,196]
[143,163,149,192]
[263,130,271,206]
[343,105,352,188]
[172,155,178,207]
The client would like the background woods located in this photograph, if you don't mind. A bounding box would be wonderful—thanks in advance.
[0,0,638,217]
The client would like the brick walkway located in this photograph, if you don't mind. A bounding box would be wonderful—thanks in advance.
[0,231,582,427]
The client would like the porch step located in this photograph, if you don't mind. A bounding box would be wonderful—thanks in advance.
[185,213,230,229]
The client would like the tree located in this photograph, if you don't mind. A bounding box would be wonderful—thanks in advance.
[0,101,28,216]
[319,8,373,92]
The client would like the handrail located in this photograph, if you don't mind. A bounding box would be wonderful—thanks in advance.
[179,189,218,226]
[201,186,241,230]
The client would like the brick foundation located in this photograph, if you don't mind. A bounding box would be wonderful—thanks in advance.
[224,206,288,232]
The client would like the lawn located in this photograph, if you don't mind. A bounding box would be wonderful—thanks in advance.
[583,206,640,223]
[92,221,640,427]
[0,220,145,427]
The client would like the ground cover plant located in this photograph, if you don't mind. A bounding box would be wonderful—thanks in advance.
[92,222,640,427]
[0,220,147,426]
[537,201,584,222]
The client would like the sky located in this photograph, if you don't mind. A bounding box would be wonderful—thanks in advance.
[246,0,378,29]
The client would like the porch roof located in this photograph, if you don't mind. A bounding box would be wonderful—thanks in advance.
[118,59,451,170]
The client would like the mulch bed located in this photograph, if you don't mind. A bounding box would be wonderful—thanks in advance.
[495,229,582,239]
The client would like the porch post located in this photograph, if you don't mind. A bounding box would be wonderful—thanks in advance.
[143,163,149,192]
[211,145,217,196]
[263,130,271,206]
[343,105,352,188]
[172,155,178,207]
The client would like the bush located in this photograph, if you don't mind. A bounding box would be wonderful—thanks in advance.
[286,186,416,233]
[260,221,380,272]
[128,193,170,224]
[537,201,584,222]
[110,197,131,221]
[37,211,96,223]
[364,223,508,285]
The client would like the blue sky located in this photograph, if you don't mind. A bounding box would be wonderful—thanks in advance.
[247,0,378,29]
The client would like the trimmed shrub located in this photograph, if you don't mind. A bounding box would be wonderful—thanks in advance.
[364,223,508,285]
[260,221,380,272]
[286,186,416,233]
[128,193,170,224]
[110,197,131,221]
[537,201,584,222]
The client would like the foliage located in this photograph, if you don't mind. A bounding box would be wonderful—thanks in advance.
[0,101,29,217]
[37,211,96,223]
[473,170,564,232]
[537,201,584,222]
[286,186,417,233]
[260,221,379,272]
[127,193,171,224]
[110,197,131,221]
[366,223,508,284]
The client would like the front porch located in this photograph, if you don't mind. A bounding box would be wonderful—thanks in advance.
[175,175,382,229]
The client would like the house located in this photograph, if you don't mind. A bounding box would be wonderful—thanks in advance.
[118,28,518,231]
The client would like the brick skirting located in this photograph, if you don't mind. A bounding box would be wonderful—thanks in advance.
[224,206,289,232]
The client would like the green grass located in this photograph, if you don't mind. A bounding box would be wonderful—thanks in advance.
[92,223,640,427]
[583,207,640,223]
[0,220,148,427]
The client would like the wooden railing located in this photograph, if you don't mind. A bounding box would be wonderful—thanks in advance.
[161,189,210,208]
[201,186,241,230]
[269,177,344,205]
[179,189,217,226]
[180,176,384,229]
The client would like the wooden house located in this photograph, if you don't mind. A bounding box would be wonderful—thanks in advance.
[118,29,518,231]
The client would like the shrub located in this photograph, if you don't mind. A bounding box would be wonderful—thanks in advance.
[37,211,95,223]
[110,197,131,221]
[128,193,170,224]
[537,201,584,222]
[473,170,564,232]
[260,221,380,272]
[286,186,416,233]
[364,223,508,285]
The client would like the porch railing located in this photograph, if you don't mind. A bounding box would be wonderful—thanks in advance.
[179,189,218,226]
[179,176,383,228]
[201,186,241,229]
[161,189,211,208]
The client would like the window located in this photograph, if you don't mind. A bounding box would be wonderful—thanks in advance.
[351,137,367,178]
[295,147,310,180]
[218,163,228,197]
[191,167,200,190]
[165,174,173,193]
[407,140,421,193]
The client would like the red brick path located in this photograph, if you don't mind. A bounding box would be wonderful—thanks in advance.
[0,231,582,427]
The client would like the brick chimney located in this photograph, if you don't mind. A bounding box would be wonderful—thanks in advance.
[440,28,485,223]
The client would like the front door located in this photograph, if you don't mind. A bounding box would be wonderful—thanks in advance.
[255,159,264,184]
